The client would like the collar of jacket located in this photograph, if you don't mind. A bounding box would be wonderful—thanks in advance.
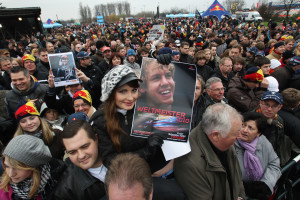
[72,163,103,189]
[270,51,282,60]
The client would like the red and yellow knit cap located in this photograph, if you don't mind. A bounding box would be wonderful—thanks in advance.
[22,54,35,64]
[72,90,92,106]
[15,101,40,121]
[92,35,98,39]
[243,67,264,83]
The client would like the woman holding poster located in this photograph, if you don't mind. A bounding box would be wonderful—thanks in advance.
[90,65,185,200]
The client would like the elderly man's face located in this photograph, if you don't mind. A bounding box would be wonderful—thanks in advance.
[206,82,225,102]
[217,117,242,151]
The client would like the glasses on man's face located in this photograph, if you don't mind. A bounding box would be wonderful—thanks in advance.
[83,57,91,60]
[261,103,280,110]
[210,87,226,92]
[74,103,89,109]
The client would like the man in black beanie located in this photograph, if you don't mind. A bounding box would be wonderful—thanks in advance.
[266,42,285,61]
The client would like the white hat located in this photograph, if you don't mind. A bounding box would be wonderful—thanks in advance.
[270,59,281,70]
[265,76,279,92]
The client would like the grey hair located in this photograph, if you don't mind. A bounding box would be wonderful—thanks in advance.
[201,103,242,138]
[205,77,222,89]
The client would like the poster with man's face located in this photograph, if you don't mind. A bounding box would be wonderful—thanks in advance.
[131,58,196,143]
[48,52,79,87]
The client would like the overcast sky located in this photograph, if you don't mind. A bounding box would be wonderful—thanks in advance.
[1,0,258,21]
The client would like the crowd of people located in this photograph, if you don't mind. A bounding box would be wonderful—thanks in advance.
[0,15,299,200]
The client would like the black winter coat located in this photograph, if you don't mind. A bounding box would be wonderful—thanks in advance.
[212,67,235,91]
[53,161,106,200]
[195,64,214,82]
[271,65,295,92]
[90,109,166,173]
[278,107,300,148]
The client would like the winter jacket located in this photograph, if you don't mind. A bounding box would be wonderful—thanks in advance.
[5,77,48,119]
[0,72,11,90]
[289,73,300,90]
[261,114,293,166]
[266,51,282,62]
[195,64,214,82]
[36,60,50,72]
[212,67,235,92]
[234,135,281,192]
[271,65,295,91]
[278,108,300,148]
[179,53,193,64]
[227,77,266,113]
[90,109,186,200]
[32,68,48,81]
[90,109,166,173]
[174,123,246,200]
[53,161,106,200]
[191,95,205,130]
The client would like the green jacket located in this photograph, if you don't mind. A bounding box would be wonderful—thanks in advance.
[174,123,245,200]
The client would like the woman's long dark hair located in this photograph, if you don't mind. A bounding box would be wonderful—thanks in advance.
[104,80,139,152]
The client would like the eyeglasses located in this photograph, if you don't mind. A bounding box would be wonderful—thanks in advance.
[223,64,233,68]
[261,103,281,110]
[74,103,89,109]
[210,87,226,92]
[82,57,91,60]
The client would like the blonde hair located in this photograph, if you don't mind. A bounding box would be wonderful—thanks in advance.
[14,117,54,146]
[204,49,213,61]
[294,42,300,56]
[0,156,40,198]
[31,48,38,56]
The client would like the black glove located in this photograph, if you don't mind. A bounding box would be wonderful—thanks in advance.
[144,134,164,159]
[243,181,272,200]
[156,54,173,65]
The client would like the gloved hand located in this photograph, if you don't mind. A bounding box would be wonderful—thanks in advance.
[144,134,164,159]
[243,181,272,200]
[156,54,173,65]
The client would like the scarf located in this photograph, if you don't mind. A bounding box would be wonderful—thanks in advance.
[237,138,263,181]
[10,163,52,200]
[24,129,43,139]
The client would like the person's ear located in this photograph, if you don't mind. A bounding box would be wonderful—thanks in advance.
[210,131,220,143]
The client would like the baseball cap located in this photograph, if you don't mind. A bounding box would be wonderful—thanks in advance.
[77,51,89,60]
[102,46,111,53]
[261,91,282,104]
